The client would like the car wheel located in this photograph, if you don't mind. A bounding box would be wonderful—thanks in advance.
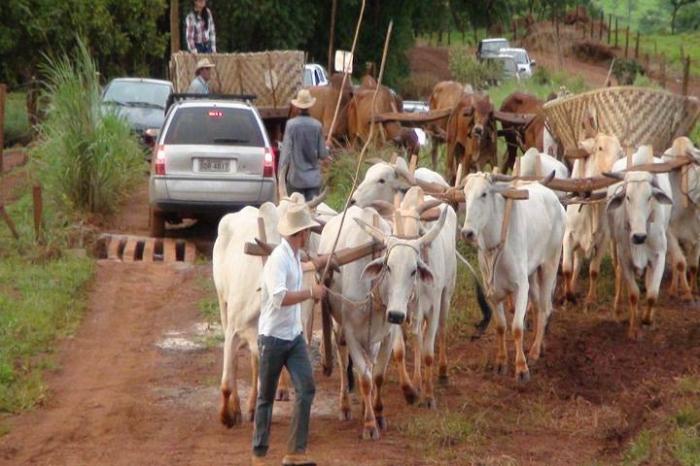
[150,207,166,238]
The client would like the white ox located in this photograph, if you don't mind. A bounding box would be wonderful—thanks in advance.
[318,206,417,440]
[461,174,565,382]
[357,187,457,408]
[350,157,449,207]
[606,146,673,339]
[212,194,327,427]
[663,137,700,299]
[518,147,569,198]
[562,133,624,305]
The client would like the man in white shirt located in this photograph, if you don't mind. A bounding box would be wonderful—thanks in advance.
[252,204,326,466]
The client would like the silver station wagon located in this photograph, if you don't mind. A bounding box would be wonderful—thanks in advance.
[148,99,276,236]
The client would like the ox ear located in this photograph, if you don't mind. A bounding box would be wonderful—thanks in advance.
[578,138,595,155]
[652,188,673,205]
[606,188,625,211]
[416,257,434,284]
[354,217,387,244]
[361,256,385,282]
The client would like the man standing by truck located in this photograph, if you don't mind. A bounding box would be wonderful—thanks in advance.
[187,58,215,94]
[279,89,329,201]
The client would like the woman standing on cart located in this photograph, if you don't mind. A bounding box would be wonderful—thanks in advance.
[185,0,217,54]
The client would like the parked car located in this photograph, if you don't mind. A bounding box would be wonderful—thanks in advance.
[402,100,430,113]
[303,63,330,87]
[499,47,536,77]
[148,99,276,236]
[101,78,173,147]
[483,54,521,85]
[476,38,510,61]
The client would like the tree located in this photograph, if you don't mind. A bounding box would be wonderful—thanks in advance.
[666,0,699,33]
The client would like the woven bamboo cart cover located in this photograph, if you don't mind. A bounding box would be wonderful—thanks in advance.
[170,51,304,109]
[542,86,700,153]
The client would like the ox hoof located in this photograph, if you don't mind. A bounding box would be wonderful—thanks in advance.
[419,397,437,410]
[681,293,694,303]
[276,389,291,402]
[495,363,508,376]
[221,409,242,428]
[402,385,418,405]
[362,425,380,440]
[339,408,352,421]
[376,416,388,431]
[627,328,642,341]
[438,374,449,386]
[527,351,541,364]
[516,370,531,384]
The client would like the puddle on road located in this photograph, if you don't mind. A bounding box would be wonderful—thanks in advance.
[154,325,339,418]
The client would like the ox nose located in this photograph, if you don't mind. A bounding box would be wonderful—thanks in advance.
[473,126,483,137]
[461,228,476,242]
[387,311,405,324]
[632,233,647,245]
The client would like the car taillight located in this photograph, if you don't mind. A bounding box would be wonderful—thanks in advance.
[263,147,275,178]
[154,144,166,175]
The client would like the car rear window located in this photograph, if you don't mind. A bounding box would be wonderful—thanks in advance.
[163,106,265,146]
[483,41,508,54]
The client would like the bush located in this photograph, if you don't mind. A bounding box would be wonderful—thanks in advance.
[571,40,615,63]
[398,72,439,100]
[448,47,503,90]
[32,39,144,217]
[613,59,646,85]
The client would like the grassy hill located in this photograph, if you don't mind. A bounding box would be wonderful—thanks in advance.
[592,0,670,31]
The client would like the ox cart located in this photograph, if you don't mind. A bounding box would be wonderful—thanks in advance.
[169,50,304,145]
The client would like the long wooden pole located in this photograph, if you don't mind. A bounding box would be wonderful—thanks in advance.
[327,0,338,73]
[170,0,180,54]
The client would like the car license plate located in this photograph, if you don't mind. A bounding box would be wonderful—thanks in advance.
[199,158,230,172]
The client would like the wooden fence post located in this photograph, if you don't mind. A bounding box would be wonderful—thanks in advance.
[682,56,691,96]
[599,12,604,41]
[513,20,517,41]
[590,16,594,38]
[625,26,629,58]
[634,31,640,60]
[33,183,43,243]
[615,17,619,48]
[660,53,666,88]
[607,14,612,44]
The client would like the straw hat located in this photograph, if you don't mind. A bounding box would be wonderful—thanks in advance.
[278,203,320,236]
[195,58,216,71]
[291,89,316,109]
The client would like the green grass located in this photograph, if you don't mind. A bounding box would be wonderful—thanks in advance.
[197,275,219,326]
[0,186,94,413]
[399,407,482,460]
[4,92,32,147]
[592,0,668,32]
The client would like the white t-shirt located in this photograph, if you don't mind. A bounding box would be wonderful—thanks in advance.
[259,239,303,340]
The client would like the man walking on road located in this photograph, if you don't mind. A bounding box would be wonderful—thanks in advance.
[252,203,326,466]
[279,89,329,201]
[187,58,215,94]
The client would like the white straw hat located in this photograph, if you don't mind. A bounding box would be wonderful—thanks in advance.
[195,58,216,71]
[291,88,317,109]
[278,203,320,236]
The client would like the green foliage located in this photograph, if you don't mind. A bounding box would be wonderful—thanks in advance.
[3,92,32,147]
[672,426,700,466]
[400,407,482,460]
[397,72,439,100]
[612,58,645,85]
[449,47,504,89]
[0,0,168,86]
[32,39,145,217]
[623,429,653,465]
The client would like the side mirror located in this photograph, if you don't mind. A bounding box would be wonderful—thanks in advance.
[334,50,353,74]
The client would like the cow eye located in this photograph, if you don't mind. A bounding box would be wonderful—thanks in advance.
[378,178,385,184]
[411,269,416,277]
[480,192,487,198]
[626,195,630,201]
[599,146,603,151]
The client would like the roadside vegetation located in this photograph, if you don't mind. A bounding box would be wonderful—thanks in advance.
[3,92,32,147]
[0,39,145,421]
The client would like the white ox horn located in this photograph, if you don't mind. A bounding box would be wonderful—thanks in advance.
[417,207,447,246]
[354,217,388,244]
[306,187,329,209]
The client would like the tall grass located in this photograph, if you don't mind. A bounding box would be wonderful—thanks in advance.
[32,39,144,217]
[3,92,32,147]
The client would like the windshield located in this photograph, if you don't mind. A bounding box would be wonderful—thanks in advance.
[163,106,265,146]
[506,51,528,65]
[500,58,517,73]
[482,40,509,54]
[303,68,314,87]
[103,80,171,108]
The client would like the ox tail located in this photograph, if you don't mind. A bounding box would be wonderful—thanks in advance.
[455,250,493,340]
[472,279,493,340]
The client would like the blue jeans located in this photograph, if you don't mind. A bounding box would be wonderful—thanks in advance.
[252,334,315,457]
[195,42,213,53]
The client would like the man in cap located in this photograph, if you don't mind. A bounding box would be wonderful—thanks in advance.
[252,203,326,466]
[187,58,215,94]
[278,89,329,202]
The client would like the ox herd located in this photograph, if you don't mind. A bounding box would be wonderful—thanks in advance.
[213,82,700,440]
